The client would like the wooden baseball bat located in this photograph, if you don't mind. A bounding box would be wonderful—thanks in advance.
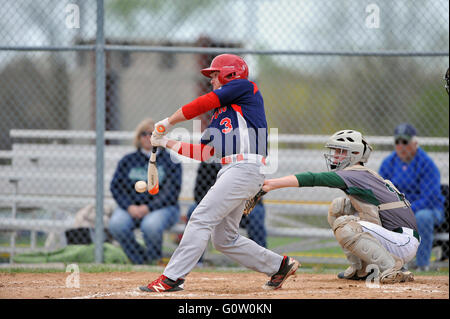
[147,146,159,195]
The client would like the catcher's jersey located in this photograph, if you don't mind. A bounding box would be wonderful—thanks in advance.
[335,170,418,232]
[200,79,268,159]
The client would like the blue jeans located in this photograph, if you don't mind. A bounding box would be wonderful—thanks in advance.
[415,208,445,267]
[187,202,267,248]
[108,205,180,264]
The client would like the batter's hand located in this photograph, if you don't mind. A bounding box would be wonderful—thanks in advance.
[243,189,267,216]
[150,134,168,148]
[154,117,173,136]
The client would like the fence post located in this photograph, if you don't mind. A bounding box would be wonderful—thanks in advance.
[95,0,105,263]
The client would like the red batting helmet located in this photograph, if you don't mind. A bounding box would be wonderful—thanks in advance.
[200,54,249,85]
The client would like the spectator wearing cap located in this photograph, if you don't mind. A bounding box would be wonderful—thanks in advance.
[379,123,445,271]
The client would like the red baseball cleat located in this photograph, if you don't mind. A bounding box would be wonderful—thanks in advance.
[263,256,300,290]
[139,275,184,293]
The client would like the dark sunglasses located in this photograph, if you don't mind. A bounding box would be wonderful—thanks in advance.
[395,139,409,145]
[140,131,152,137]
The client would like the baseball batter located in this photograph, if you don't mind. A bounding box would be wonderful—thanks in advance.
[260,130,419,283]
[139,54,299,292]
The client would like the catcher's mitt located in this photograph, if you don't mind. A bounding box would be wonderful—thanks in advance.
[243,189,267,216]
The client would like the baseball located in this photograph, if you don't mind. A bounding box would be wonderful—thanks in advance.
[135,180,147,193]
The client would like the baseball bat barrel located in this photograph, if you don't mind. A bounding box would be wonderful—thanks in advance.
[147,146,159,195]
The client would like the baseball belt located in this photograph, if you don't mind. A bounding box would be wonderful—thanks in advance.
[221,153,266,165]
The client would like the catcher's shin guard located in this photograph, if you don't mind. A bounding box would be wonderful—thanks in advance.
[333,216,405,284]
[338,249,371,280]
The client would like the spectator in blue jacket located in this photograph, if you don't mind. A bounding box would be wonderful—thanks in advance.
[379,123,445,271]
[109,118,182,264]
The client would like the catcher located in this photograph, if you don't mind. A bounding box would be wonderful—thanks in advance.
[244,130,419,284]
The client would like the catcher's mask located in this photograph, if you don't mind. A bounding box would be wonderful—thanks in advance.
[201,54,249,85]
[324,130,372,171]
[445,68,449,95]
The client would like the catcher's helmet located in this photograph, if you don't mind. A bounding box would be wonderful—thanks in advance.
[445,67,449,95]
[201,54,249,85]
[324,130,373,171]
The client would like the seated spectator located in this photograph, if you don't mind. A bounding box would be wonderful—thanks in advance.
[109,118,182,264]
[379,123,445,271]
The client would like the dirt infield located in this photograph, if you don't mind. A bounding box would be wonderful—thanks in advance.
[0,271,448,299]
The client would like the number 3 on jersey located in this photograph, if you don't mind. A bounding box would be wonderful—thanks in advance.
[220,117,233,133]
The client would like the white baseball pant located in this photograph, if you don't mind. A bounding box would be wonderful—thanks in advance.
[358,220,420,263]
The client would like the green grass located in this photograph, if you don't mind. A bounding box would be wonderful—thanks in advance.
[0,267,64,274]
[267,236,302,249]
[294,244,345,257]
[205,236,303,256]
[1,263,447,275]
[0,263,255,274]
[1,234,447,275]
[0,233,48,262]
[0,233,47,248]
[0,238,47,248]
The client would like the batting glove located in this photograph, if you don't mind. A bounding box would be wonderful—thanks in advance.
[153,117,172,136]
[151,134,168,148]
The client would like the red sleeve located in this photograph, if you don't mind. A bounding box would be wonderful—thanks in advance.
[177,142,215,162]
[181,92,221,120]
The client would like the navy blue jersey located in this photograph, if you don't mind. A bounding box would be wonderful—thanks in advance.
[200,79,268,159]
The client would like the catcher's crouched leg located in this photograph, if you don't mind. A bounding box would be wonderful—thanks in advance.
[327,197,356,229]
[338,249,370,280]
[332,216,409,284]
[328,198,367,280]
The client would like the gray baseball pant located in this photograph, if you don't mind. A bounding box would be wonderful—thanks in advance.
[163,161,283,280]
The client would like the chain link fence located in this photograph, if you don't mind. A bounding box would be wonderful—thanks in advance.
[0,0,448,270]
